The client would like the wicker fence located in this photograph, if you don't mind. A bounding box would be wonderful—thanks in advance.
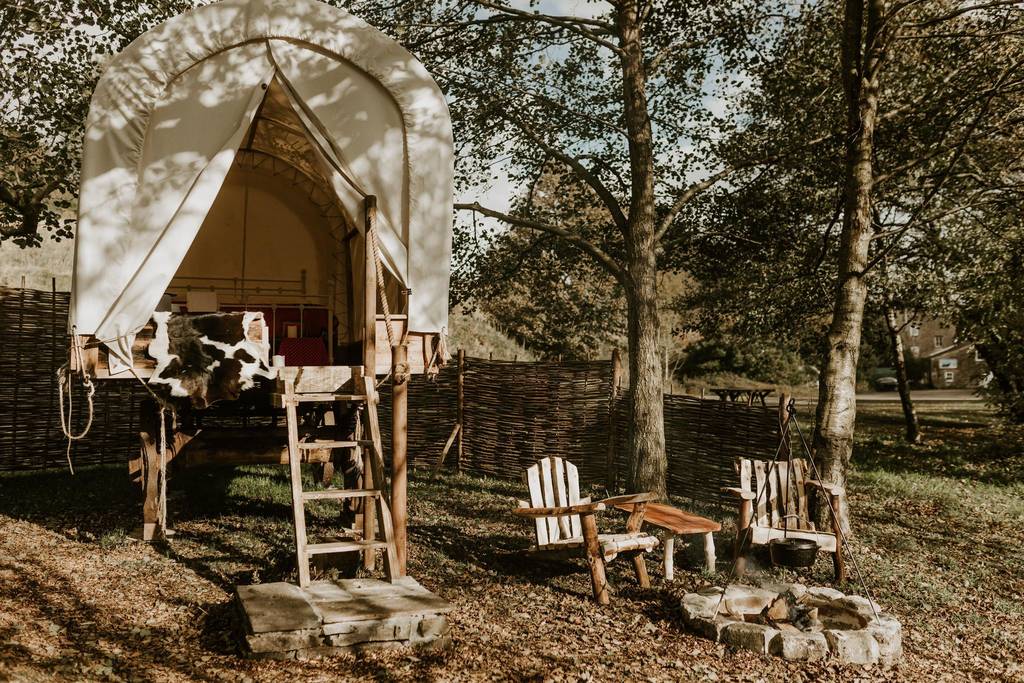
[614,395,782,509]
[0,286,149,470]
[0,286,782,509]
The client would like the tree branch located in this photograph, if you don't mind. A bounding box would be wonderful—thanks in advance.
[498,110,629,233]
[654,131,834,241]
[912,1,1023,28]
[455,202,626,284]
[467,1,622,53]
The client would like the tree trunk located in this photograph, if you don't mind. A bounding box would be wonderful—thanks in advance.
[625,260,667,499]
[813,0,887,533]
[884,307,921,443]
[618,0,666,499]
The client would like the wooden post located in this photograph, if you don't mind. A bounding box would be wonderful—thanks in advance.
[284,379,311,587]
[580,512,610,605]
[735,498,751,576]
[663,534,676,581]
[703,532,716,573]
[605,349,622,491]
[362,196,378,571]
[363,196,378,375]
[456,348,465,474]
[777,393,793,528]
[391,343,409,576]
[361,410,376,572]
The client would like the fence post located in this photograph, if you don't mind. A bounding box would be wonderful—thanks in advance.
[456,348,465,474]
[46,278,56,467]
[605,349,622,491]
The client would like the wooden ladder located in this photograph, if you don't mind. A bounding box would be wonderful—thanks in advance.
[278,372,399,587]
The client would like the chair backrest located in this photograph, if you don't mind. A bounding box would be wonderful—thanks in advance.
[525,456,584,547]
[737,457,811,531]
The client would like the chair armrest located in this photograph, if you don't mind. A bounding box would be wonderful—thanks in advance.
[804,480,844,497]
[599,492,658,508]
[512,502,606,518]
[721,487,755,500]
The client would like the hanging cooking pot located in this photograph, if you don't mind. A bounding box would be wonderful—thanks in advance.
[770,538,819,568]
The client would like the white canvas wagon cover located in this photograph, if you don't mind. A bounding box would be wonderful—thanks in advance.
[70,0,453,361]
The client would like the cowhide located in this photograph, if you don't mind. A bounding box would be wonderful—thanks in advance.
[148,311,275,408]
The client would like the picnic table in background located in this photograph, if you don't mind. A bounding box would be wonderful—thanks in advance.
[710,387,775,407]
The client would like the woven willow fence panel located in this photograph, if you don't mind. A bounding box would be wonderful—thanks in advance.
[614,395,782,509]
[460,358,614,483]
[0,286,148,470]
[376,365,459,469]
[1,287,782,510]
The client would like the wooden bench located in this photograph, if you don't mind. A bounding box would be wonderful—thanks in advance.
[613,502,720,579]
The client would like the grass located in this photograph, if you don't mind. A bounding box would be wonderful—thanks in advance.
[0,403,1022,681]
[0,238,74,291]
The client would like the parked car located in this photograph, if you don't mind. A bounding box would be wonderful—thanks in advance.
[874,376,899,391]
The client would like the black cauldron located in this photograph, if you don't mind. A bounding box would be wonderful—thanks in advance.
[769,538,819,568]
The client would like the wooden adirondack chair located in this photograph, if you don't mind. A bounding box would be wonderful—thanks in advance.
[512,456,659,604]
[725,456,846,582]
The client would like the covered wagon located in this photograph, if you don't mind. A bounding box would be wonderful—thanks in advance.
[66,0,454,589]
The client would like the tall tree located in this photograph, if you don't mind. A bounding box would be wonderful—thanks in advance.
[687,0,1024,526]
[425,0,783,496]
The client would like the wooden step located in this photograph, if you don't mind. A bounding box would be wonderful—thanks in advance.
[296,440,368,450]
[306,539,388,556]
[272,393,367,408]
[301,488,381,501]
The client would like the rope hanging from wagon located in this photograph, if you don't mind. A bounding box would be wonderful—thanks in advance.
[366,210,397,350]
[56,329,97,475]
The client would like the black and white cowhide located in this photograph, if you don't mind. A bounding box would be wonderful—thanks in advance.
[148,311,275,408]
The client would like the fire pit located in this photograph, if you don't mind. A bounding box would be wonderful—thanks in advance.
[681,583,901,665]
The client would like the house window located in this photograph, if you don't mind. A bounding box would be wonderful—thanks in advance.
[944,371,955,383]
[934,335,944,348]
[910,345,920,357]
[975,347,984,361]
[909,326,920,338]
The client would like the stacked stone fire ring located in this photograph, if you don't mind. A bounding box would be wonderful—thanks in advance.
[681,583,902,665]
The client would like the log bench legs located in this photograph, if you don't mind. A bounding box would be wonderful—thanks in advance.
[580,511,610,605]
[703,532,716,573]
[661,531,717,580]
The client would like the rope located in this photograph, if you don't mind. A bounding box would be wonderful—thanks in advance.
[366,214,397,349]
[56,331,97,475]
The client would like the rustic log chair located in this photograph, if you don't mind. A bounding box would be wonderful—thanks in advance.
[512,456,659,604]
[724,456,846,582]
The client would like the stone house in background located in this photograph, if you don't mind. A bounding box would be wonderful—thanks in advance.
[899,317,957,360]
[926,342,989,389]
[898,317,989,389]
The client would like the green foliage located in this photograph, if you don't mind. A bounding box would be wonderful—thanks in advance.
[0,1,196,245]
[447,306,537,361]
[948,213,1024,422]
[678,337,816,386]
[684,1,1024,360]
[455,173,626,360]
